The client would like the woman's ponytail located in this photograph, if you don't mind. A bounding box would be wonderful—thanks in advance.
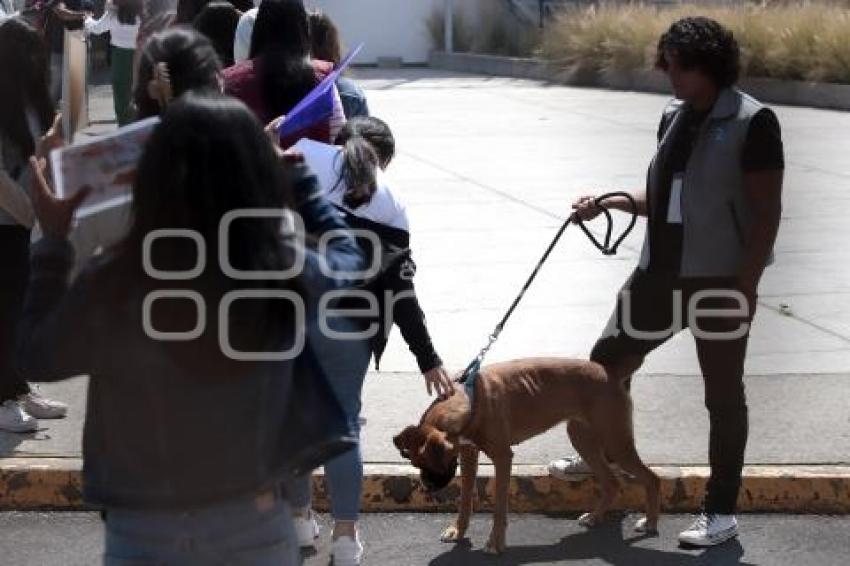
[340,135,379,209]
[335,117,396,210]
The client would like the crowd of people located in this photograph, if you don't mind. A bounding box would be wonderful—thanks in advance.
[0,2,783,563]
[1,1,451,564]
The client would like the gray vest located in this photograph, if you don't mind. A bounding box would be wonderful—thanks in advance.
[638,88,774,277]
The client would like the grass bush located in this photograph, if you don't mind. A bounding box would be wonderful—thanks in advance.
[541,2,850,84]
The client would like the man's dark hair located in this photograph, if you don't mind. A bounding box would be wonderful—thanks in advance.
[655,17,740,89]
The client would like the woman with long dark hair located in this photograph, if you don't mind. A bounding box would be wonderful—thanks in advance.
[19,93,364,563]
[133,27,223,119]
[223,0,345,145]
[0,17,68,433]
[192,1,241,68]
[308,10,369,120]
[85,0,144,125]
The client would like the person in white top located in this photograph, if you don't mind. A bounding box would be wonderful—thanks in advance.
[85,0,142,125]
[232,3,257,63]
[287,117,454,566]
[0,18,70,432]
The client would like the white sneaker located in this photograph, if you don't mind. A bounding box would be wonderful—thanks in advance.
[0,400,38,433]
[332,533,363,566]
[19,387,68,419]
[548,456,633,482]
[678,513,738,547]
[548,456,593,481]
[293,509,320,548]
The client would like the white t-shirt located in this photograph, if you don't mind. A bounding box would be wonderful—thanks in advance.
[233,8,258,65]
[293,138,409,232]
[85,10,140,50]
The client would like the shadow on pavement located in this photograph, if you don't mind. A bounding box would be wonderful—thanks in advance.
[428,516,754,566]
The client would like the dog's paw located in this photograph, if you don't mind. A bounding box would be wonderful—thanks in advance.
[634,516,658,535]
[578,512,603,528]
[440,525,463,543]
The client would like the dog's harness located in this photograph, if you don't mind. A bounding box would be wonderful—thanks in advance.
[457,193,638,406]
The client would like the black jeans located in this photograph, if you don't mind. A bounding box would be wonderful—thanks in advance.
[0,226,32,402]
[590,267,753,514]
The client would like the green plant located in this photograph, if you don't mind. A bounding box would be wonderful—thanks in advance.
[540,2,850,84]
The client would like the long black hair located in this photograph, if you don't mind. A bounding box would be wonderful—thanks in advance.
[119,95,301,370]
[333,117,396,209]
[249,0,315,119]
[116,0,144,25]
[193,1,241,68]
[126,94,293,275]
[0,18,54,158]
[249,0,309,60]
[134,27,222,119]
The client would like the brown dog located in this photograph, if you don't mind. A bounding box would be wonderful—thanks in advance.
[393,357,660,554]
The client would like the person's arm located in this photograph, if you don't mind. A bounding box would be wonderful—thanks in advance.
[84,8,113,35]
[16,158,93,382]
[571,190,648,220]
[736,170,782,302]
[51,1,87,23]
[735,108,785,307]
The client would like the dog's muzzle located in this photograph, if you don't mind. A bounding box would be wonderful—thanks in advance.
[420,459,458,493]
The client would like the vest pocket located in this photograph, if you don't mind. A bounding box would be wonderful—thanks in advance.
[727,201,745,246]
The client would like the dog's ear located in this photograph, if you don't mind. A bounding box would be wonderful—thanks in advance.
[393,425,421,460]
[423,430,455,466]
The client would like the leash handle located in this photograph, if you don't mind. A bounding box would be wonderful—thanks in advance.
[574,191,639,256]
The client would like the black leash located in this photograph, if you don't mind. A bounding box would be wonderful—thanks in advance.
[458,192,638,389]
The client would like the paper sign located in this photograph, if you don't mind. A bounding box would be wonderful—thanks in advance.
[50,116,160,218]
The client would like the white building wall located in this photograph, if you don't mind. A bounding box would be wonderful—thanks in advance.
[307,0,487,64]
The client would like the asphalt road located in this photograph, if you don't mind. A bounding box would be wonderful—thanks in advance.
[0,512,846,565]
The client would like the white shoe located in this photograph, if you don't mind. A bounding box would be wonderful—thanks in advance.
[332,533,363,566]
[548,456,592,481]
[678,513,738,547]
[0,399,38,432]
[293,509,320,549]
[548,456,633,482]
[19,387,68,419]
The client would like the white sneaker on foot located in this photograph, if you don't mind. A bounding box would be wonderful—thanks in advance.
[0,400,38,432]
[19,387,68,419]
[548,455,634,482]
[548,456,594,482]
[293,509,320,548]
[678,513,738,547]
[332,533,363,566]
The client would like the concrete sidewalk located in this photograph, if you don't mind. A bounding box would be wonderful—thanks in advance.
[1,69,848,512]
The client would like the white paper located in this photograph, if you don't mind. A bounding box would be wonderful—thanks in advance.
[667,175,683,224]
[50,117,160,218]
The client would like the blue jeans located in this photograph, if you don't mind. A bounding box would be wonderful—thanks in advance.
[287,323,371,522]
[103,490,299,565]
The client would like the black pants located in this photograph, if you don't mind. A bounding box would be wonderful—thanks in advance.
[0,226,32,402]
[590,267,753,514]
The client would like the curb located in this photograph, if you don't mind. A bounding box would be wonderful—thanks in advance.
[429,51,850,112]
[2,459,849,514]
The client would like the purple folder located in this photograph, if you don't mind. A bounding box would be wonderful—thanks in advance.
[278,44,365,142]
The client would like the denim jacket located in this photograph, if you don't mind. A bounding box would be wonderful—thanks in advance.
[16,164,365,509]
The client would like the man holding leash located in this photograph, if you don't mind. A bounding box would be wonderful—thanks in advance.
[549,16,784,547]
